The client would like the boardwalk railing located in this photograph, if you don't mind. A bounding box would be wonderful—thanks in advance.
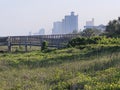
[0,34,81,51]
[0,37,8,46]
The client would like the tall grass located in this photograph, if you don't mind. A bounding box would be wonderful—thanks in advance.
[0,46,120,89]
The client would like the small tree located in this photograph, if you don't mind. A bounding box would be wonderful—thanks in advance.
[106,17,120,36]
[81,28,102,38]
[81,28,95,38]
[41,41,48,51]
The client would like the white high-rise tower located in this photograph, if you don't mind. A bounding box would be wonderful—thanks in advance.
[52,12,78,34]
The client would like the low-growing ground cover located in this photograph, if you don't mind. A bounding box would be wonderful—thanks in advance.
[0,45,120,90]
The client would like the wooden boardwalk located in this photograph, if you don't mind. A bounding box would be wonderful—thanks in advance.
[0,34,80,51]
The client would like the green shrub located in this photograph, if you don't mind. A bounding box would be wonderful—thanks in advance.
[41,41,48,51]
[68,36,120,47]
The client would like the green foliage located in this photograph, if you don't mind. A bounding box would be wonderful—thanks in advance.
[68,36,120,47]
[0,46,120,89]
[106,17,120,36]
[81,28,95,37]
[81,28,102,37]
[41,41,48,51]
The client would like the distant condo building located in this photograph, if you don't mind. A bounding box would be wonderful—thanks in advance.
[86,18,94,27]
[39,28,45,35]
[52,21,63,34]
[33,28,45,35]
[84,18,106,32]
[52,12,78,34]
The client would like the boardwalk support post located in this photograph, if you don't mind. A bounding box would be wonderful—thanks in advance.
[8,43,11,52]
[8,37,11,52]
[25,37,28,52]
[25,44,27,52]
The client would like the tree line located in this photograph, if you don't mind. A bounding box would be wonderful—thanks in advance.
[73,17,120,37]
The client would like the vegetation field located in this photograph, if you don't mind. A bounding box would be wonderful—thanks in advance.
[0,45,120,90]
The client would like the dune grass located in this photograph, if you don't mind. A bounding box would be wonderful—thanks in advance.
[0,46,120,90]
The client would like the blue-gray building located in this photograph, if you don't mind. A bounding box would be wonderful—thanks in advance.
[52,12,78,34]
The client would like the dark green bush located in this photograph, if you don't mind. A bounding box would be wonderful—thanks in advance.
[68,36,120,47]
[41,41,48,51]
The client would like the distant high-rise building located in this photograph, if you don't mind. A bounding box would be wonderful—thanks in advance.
[86,18,94,26]
[52,21,62,34]
[84,19,106,32]
[52,12,78,34]
[39,28,45,35]
[29,32,32,36]
[84,18,94,29]
[33,28,45,35]
[63,12,78,34]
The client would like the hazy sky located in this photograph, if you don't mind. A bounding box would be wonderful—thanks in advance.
[0,0,120,36]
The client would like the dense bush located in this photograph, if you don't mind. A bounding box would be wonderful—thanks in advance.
[106,17,120,35]
[41,41,48,51]
[68,36,120,47]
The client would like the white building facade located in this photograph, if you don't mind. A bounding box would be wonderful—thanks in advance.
[52,12,78,34]
[84,18,106,31]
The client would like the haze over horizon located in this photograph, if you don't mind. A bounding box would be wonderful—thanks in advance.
[0,0,120,36]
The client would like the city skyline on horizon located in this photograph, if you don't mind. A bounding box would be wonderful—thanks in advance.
[52,12,78,34]
[0,0,120,36]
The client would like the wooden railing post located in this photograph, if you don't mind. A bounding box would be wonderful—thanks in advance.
[25,37,28,52]
[25,44,27,52]
[8,37,11,52]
